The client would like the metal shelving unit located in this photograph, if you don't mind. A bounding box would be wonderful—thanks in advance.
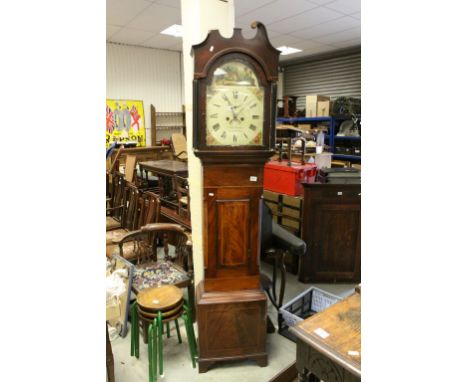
[276,116,361,163]
[276,116,336,154]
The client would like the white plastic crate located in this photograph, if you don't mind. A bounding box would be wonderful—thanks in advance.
[279,286,342,340]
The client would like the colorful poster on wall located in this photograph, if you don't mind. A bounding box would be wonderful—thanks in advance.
[106,99,145,148]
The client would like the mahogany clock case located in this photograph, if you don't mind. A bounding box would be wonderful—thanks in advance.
[196,283,267,373]
[194,53,274,151]
[192,23,280,164]
[192,22,280,373]
[202,163,264,293]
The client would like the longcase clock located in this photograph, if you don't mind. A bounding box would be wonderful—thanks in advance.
[192,22,280,372]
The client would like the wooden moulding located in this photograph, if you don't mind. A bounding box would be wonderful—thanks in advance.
[196,281,268,373]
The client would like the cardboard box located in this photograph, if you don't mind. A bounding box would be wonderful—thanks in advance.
[317,100,330,116]
[306,95,331,117]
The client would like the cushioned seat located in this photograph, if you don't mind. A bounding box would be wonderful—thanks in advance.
[132,261,190,293]
[106,216,120,231]
[106,228,127,245]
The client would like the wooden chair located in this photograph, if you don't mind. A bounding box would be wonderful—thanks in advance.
[106,172,126,231]
[173,175,190,219]
[170,133,188,161]
[124,154,137,184]
[106,144,125,202]
[106,189,160,260]
[113,223,195,324]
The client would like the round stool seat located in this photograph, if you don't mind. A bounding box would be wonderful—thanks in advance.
[138,306,184,324]
[137,285,183,312]
[137,301,184,320]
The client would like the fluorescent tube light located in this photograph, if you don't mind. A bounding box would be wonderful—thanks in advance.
[277,46,303,55]
[160,24,183,38]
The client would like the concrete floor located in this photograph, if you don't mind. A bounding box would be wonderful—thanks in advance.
[110,262,355,382]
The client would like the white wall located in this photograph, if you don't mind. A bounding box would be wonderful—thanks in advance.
[106,42,183,143]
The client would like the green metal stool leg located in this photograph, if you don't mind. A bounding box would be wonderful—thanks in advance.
[152,319,158,381]
[166,322,170,338]
[157,312,164,377]
[174,319,182,344]
[184,303,198,358]
[148,325,154,382]
[135,309,140,359]
[182,313,196,368]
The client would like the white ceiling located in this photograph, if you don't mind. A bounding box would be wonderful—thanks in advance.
[107,0,360,61]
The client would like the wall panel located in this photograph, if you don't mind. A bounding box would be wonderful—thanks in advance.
[106,43,183,143]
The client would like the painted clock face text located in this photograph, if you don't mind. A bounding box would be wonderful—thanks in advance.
[206,60,264,146]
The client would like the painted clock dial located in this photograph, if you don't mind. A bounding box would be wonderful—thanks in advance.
[206,60,265,146]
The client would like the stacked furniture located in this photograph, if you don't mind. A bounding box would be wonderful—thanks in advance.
[106,186,160,259]
[130,285,197,382]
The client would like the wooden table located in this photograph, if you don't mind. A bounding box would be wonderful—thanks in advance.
[139,160,188,177]
[160,206,191,230]
[290,291,361,382]
[139,160,188,207]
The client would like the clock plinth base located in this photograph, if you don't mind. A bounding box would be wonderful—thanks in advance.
[196,281,268,373]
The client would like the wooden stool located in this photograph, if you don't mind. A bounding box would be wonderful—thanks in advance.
[130,285,197,382]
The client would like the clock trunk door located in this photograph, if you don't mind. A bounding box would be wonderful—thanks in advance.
[203,167,263,292]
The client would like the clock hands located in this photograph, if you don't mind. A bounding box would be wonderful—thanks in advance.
[220,91,256,129]
[222,92,243,122]
[222,93,238,121]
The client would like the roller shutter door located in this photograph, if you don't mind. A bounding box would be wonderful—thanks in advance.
[283,52,361,110]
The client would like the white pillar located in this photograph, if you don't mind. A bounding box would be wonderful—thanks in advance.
[181,0,235,287]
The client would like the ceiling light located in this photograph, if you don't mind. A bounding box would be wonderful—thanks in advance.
[277,46,303,56]
[160,24,183,38]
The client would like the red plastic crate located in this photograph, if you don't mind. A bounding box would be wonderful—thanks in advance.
[264,161,317,196]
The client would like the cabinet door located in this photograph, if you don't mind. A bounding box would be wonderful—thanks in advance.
[309,202,360,282]
[203,186,263,292]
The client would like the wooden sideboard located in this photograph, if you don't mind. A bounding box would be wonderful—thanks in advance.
[300,183,361,283]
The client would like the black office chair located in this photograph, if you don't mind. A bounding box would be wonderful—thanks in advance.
[260,200,306,333]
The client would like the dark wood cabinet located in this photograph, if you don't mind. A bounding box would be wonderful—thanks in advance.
[300,183,361,283]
